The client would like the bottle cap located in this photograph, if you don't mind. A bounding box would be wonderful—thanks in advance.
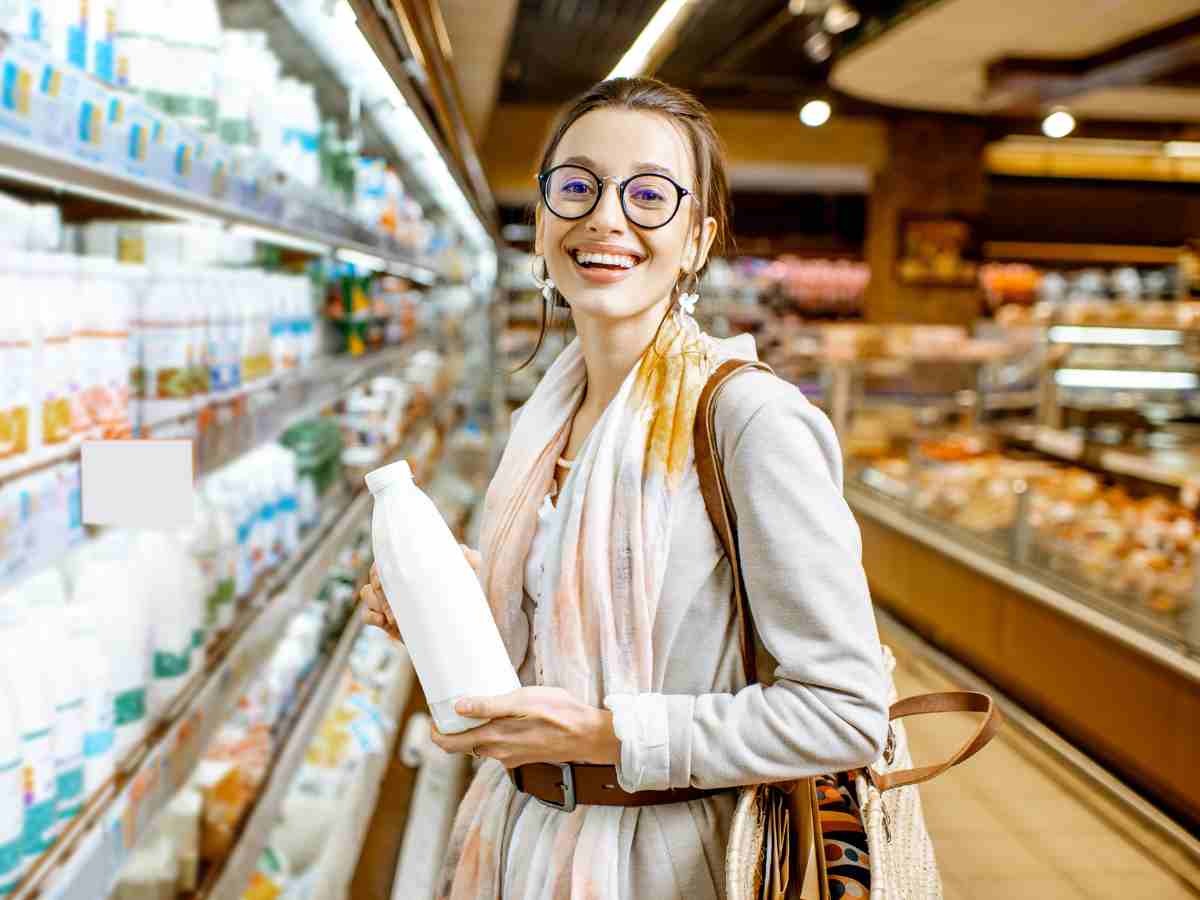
[364,459,413,495]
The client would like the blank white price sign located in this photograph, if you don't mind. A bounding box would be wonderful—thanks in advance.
[81,440,194,529]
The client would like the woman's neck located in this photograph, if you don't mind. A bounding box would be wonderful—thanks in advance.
[571,298,670,418]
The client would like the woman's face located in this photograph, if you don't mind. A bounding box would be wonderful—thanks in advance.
[536,107,717,323]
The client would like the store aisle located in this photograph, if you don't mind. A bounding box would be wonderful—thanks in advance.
[885,632,1200,900]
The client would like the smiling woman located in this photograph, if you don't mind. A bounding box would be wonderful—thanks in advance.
[362,76,890,900]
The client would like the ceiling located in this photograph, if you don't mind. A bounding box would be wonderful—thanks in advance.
[831,0,1200,123]
[497,0,904,110]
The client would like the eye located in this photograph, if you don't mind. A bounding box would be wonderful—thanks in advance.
[631,187,665,203]
[560,179,594,195]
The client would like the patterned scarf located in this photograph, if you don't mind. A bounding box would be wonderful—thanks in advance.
[437,311,747,898]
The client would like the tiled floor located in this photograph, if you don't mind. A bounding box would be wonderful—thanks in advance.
[886,636,1200,900]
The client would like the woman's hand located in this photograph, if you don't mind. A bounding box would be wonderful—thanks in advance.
[361,545,483,642]
[430,686,621,769]
[360,563,401,641]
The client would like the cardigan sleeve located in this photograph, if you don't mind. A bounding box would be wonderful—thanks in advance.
[604,373,889,791]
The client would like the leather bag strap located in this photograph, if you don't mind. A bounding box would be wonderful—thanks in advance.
[868,691,1004,792]
[694,362,1002,800]
[694,358,774,685]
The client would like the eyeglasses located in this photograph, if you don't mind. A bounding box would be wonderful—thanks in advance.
[537,164,693,230]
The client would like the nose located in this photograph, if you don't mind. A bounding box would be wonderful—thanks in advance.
[586,179,626,235]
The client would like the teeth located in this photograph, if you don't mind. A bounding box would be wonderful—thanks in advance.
[574,251,638,269]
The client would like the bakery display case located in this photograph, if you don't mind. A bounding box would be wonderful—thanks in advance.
[821,319,1200,824]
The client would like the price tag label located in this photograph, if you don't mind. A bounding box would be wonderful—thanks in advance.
[1034,428,1084,460]
[1182,478,1199,511]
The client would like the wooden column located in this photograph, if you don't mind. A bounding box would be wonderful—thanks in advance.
[864,117,988,325]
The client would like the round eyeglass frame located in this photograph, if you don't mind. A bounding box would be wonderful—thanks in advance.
[536,164,693,230]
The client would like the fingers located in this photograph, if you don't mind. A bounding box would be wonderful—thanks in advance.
[431,723,494,756]
[454,691,526,721]
[361,577,399,636]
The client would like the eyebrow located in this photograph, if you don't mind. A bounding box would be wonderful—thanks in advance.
[558,155,678,179]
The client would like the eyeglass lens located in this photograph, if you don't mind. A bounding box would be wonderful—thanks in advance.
[543,166,680,228]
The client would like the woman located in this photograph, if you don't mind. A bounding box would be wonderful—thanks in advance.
[360,77,889,899]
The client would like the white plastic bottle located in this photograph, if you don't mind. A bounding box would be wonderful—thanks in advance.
[201,481,237,630]
[0,665,26,895]
[365,460,520,734]
[61,598,115,803]
[0,261,35,469]
[33,255,76,453]
[132,532,202,719]
[71,542,150,758]
[0,584,58,859]
[173,490,221,654]
[139,270,193,429]
[22,568,86,831]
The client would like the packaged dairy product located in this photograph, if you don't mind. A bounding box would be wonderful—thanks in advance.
[61,596,115,803]
[132,532,202,719]
[201,482,237,631]
[70,540,150,758]
[32,255,76,451]
[0,583,58,859]
[174,490,223,652]
[0,664,26,894]
[0,260,35,467]
[138,269,193,428]
[21,568,85,829]
[365,460,520,733]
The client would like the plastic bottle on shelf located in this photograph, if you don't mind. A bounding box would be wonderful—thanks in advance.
[0,581,58,860]
[0,664,26,895]
[0,0,41,42]
[201,480,238,631]
[33,254,77,454]
[132,531,204,720]
[174,490,223,654]
[0,261,35,468]
[21,568,86,832]
[269,276,294,376]
[60,591,115,805]
[68,536,150,759]
[365,460,521,734]
[139,269,193,429]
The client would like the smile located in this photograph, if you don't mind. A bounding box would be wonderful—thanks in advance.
[571,249,642,270]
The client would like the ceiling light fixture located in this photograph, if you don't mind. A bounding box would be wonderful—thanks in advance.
[1164,141,1200,158]
[1041,109,1076,139]
[800,99,832,127]
[804,29,832,63]
[824,1,860,33]
[608,0,694,79]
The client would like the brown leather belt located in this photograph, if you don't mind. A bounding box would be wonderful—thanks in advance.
[510,763,730,812]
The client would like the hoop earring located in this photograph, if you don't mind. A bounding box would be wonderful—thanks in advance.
[532,254,568,309]
[675,270,700,317]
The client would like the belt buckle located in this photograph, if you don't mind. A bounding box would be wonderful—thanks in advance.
[535,762,577,813]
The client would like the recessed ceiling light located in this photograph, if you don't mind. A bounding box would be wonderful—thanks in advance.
[1041,109,1076,139]
[804,30,832,63]
[824,1,860,33]
[800,99,832,127]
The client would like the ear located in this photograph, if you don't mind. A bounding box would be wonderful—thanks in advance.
[684,214,719,273]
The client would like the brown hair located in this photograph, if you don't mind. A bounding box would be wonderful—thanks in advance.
[517,77,731,370]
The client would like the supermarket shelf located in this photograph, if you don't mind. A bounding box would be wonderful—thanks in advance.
[311,652,416,898]
[845,482,1200,683]
[982,241,1183,266]
[0,342,425,490]
[0,132,440,278]
[996,421,1200,493]
[201,616,367,900]
[14,488,374,900]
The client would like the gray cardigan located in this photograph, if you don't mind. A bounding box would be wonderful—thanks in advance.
[491,369,889,898]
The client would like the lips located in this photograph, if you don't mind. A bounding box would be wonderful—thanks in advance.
[566,245,646,284]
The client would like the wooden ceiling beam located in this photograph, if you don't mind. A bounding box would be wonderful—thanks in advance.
[984,13,1200,113]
